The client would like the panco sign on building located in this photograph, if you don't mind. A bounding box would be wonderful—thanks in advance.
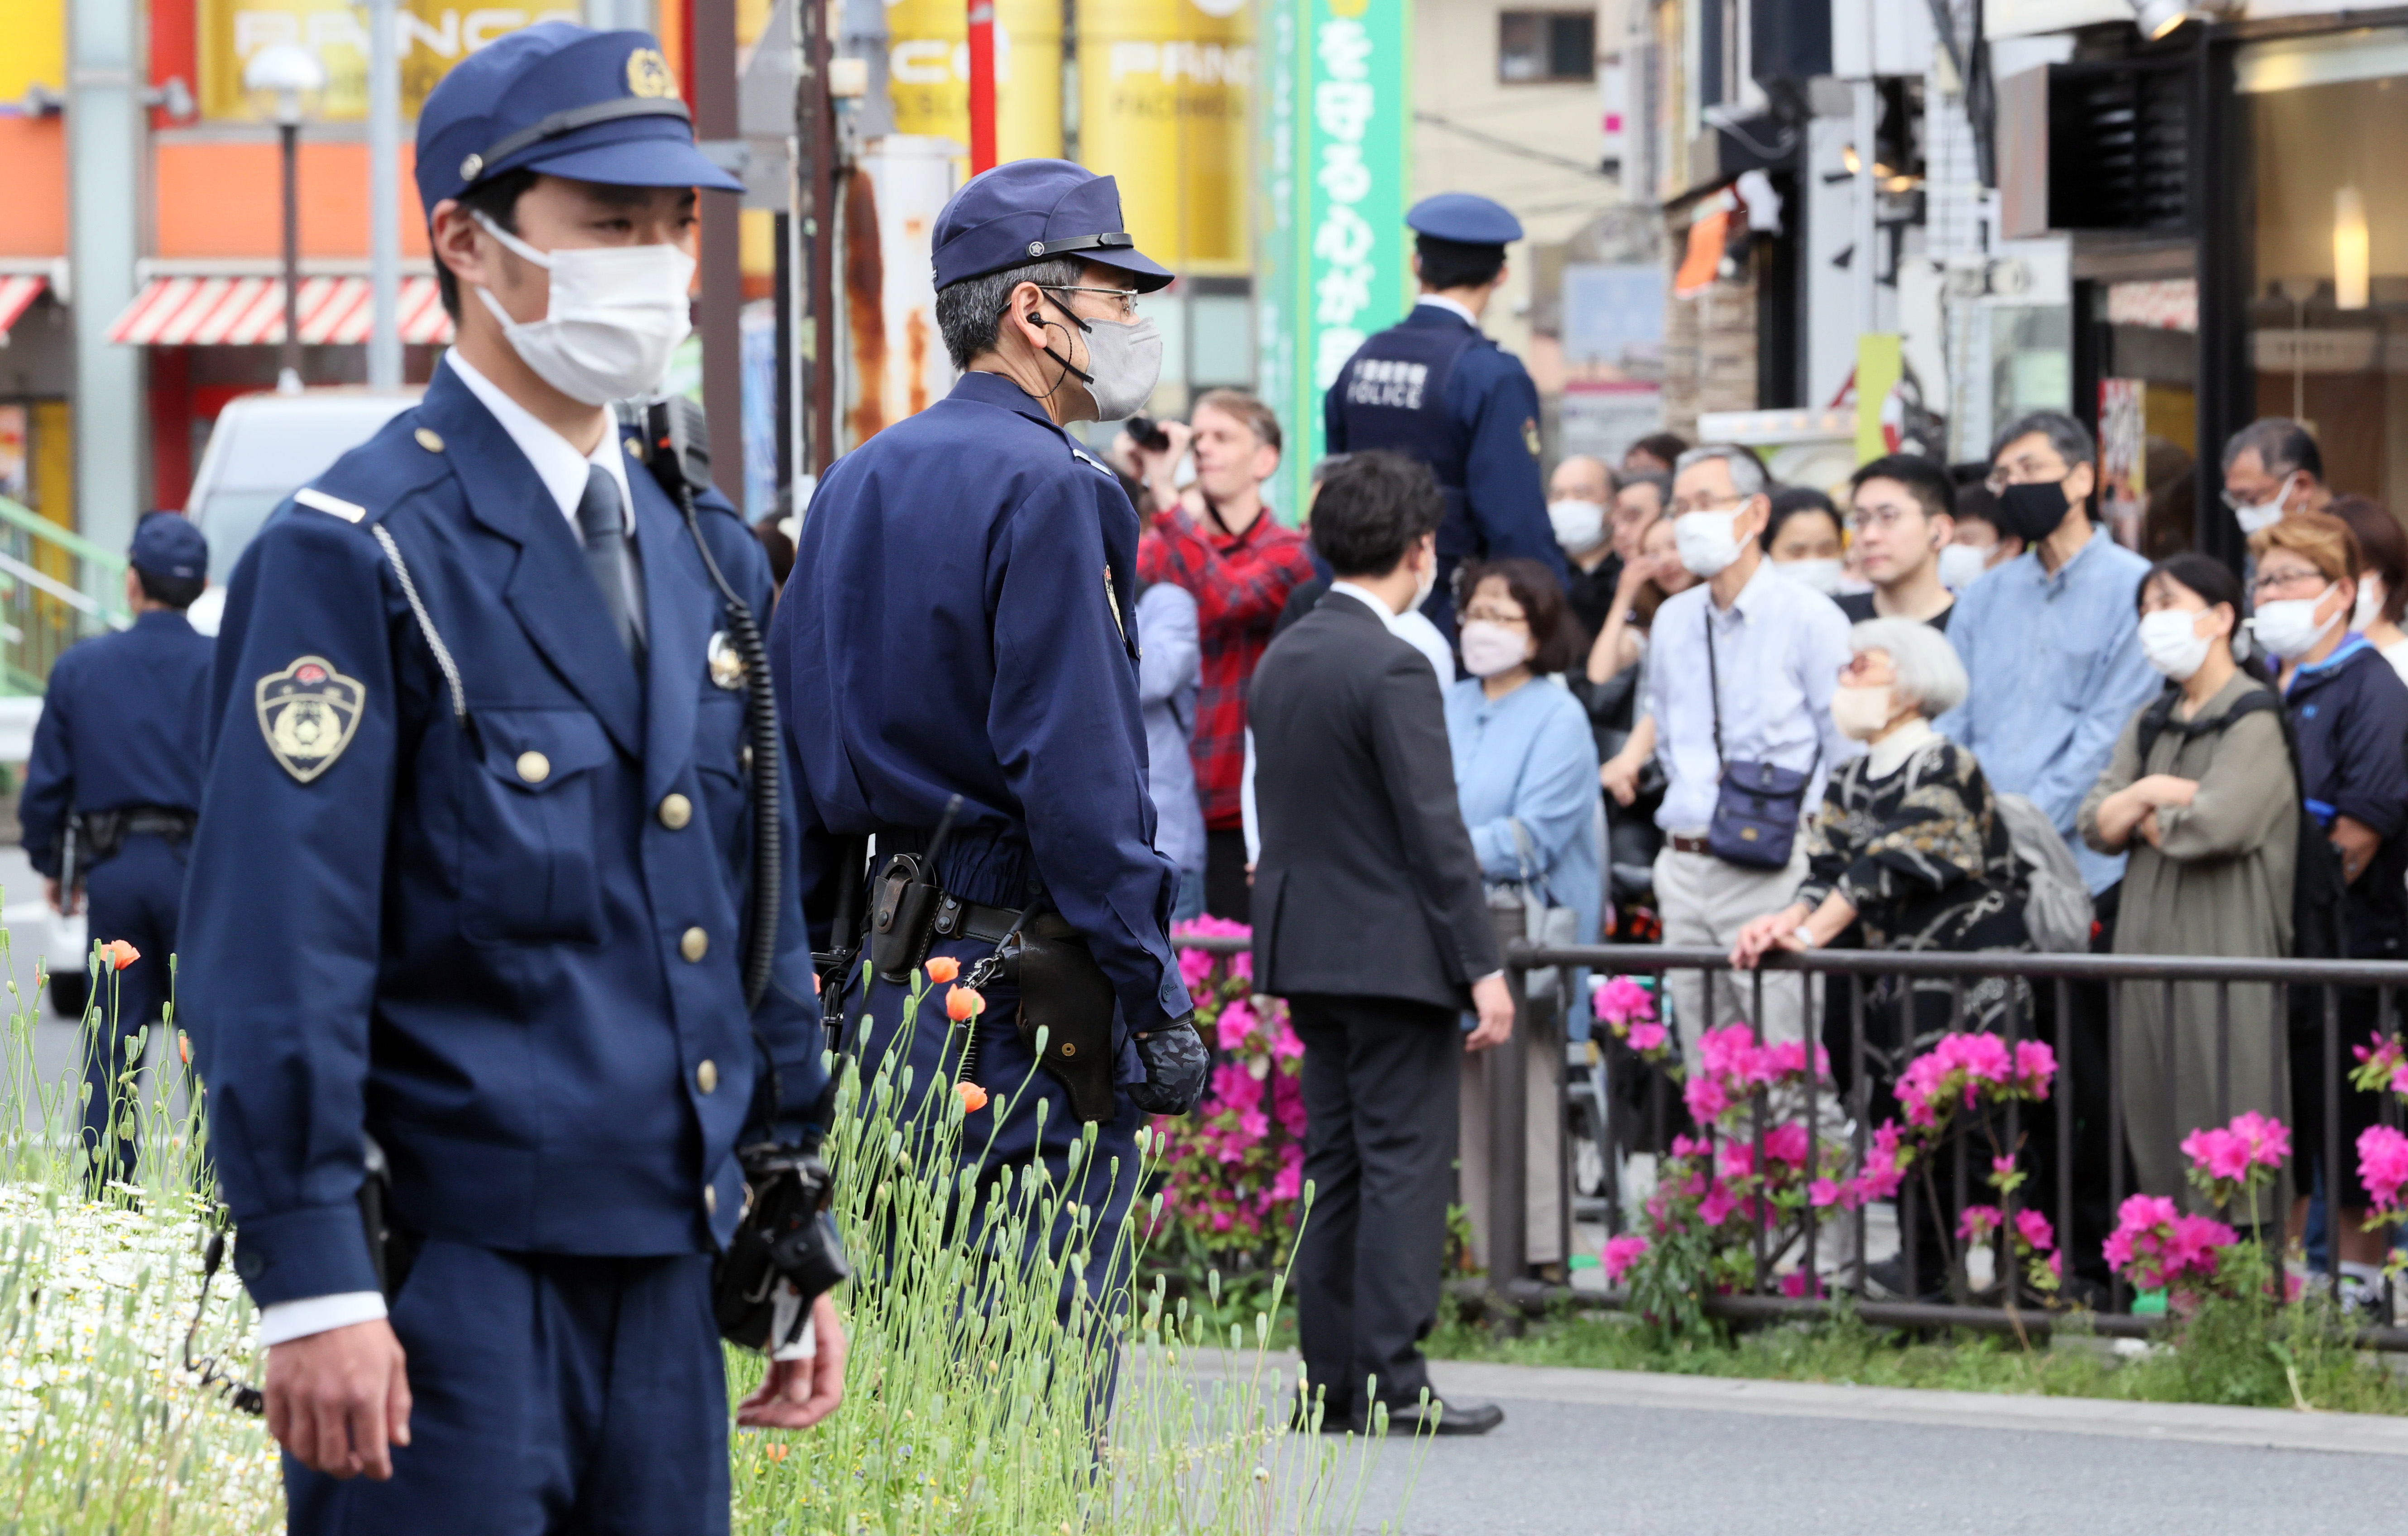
[1076,0,1254,274]
[198,1,580,120]
[884,0,1064,161]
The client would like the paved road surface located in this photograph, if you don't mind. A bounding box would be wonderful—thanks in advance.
[1225,1356,2408,1534]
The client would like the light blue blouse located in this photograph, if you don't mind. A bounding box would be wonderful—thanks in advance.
[1444,676,1604,1028]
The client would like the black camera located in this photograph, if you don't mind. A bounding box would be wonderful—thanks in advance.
[1125,414,1171,453]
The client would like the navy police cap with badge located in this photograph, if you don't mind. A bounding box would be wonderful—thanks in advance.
[932,158,1175,294]
[130,511,206,583]
[415,21,742,215]
[1406,192,1524,249]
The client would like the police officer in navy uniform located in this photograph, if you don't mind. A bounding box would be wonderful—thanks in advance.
[19,511,215,1184]
[1324,192,1568,635]
[177,24,841,1530]
[775,161,1206,1338]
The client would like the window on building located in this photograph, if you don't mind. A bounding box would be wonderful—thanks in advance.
[1500,11,1595,85]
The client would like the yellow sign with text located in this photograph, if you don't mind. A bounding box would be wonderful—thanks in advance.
[198,1,580,121]
[885,0,1064,161]
[0,0,63,103]
[1075,0,1252,275]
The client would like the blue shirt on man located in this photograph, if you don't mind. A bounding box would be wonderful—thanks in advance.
[1934,523,2159,893]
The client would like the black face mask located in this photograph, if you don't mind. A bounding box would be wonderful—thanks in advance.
[1995,480,2073,542]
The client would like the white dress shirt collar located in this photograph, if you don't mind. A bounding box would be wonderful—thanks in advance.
[1863,717,1940,779]
[1327,581,1456,683]
[1414,293,1480,328]
[443,350,636,536]
[1329,580,1406,629]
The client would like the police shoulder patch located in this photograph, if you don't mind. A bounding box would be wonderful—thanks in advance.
[256,656,367,783]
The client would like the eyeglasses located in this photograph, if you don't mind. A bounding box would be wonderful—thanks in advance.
[2220,474,2295,513]
[1461,605,1529,627]
[1041,284,1142,320]
[1983,464,2065,495]
[1846,505,1920,533]
[2249,566,2326,596]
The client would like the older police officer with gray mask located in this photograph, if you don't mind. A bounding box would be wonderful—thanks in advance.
[776,160,1207,1343]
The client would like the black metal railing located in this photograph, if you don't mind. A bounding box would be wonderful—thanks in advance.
[1168,929,2408,1349]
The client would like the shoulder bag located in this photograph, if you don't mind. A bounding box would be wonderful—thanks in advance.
[1703,615,1818,869]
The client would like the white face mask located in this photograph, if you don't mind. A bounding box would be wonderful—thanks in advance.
[1936,542,1989,592]
[1548,499,1607,554]
[1674,509,1745,577]
[1829,683,1897,742]
[2138,608,2214,682]
[2230,474,2295,537]
[1458,619,1532,678]
[2250,583,2341,660]
[472,211,693,407]
[1411,544,1438,611]
[1041,295,1164,421]
[2355,575,2385,632]
[1775,557,1846,596]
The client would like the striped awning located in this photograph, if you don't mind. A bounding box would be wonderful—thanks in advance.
[0,276,46,339]
[107,275,454,346]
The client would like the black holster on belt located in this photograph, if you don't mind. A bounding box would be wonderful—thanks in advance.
[359,1134,421,1303]
[78,806,198,869]
[997,926,1118,1124]
[867,853,941,983]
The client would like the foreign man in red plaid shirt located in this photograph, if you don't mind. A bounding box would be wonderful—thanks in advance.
[1132,390,1318,919]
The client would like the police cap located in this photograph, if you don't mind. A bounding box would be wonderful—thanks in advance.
[931,159,1175,294]
[1406,192,1524,248]
[130,512,206,583]
[415,22,742,216]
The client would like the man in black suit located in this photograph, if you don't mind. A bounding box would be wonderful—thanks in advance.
[1250,451,1511,1438]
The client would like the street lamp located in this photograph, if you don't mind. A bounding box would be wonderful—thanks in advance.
[2130,0,2224,40]
[243,43,327,394]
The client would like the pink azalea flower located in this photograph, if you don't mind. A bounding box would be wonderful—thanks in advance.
[1684,1075,1731,1123]
[2014,1207,2055,1253]
[1235,1108,1270,1145]
[1717,1143,1756,1181]
[1627,1022,1668,1053]
[1216,999,1257,1052]
[2231,1110,2290,1169]
[1764,1122,1810,1168]
[2013,1039,2057,1096]
[1808,1178,1847,1209]
[1778,1270,1822,1299]
[2358,1124,2408,1212]
[1601,1233,1648,1282]
[1992,1155,2018,1181]
[1269,1162,1302,1202]
[1176,947,1218,992]
[1698,1182,1739,1226]
[1957,1204,2003,1243]
[1593,975,1655,1027]
[1271,1023,1306,1060]
[1209,1208,1234,1233]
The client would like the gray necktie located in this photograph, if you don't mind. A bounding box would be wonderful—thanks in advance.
[575,465,642,662]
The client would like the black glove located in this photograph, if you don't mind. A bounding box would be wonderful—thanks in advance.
[1128,1012,1210,1116]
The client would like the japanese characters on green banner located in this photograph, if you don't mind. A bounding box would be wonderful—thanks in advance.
[1257,0,1410,524]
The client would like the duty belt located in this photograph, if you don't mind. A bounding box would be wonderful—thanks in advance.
[927,893,1079,947]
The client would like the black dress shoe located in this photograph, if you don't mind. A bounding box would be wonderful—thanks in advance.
[1353,1395,1505,1437]
[1286,1396,1353,1434]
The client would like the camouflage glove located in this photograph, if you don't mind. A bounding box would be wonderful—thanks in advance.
[1128,1012,1210,1116]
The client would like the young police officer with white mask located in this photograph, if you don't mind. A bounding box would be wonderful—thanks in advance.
[179,26,843,1531]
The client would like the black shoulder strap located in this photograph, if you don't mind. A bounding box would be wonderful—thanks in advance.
[2134,686,2183,764]
[1703,609,1725,772]
[2138,684,2279,762]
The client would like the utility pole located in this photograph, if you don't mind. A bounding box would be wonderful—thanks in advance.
[968,0,998,174]
[696,0,746,507]
[800,0,838,476]
[67,0,143,562]
[366,0,403,389]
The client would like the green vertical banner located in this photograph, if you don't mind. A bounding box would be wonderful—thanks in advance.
[1257,0,1412,524]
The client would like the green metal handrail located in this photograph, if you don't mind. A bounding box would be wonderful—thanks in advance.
[0,494,134,695]
[0,495,129,579]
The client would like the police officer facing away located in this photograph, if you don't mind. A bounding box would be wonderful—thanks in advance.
[1324,192,1567,636]
[179,25,839,1530]
[20,511,215,1183]
[776,161,1207,1331]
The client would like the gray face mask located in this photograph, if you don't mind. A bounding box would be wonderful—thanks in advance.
[1041,295,1163,421]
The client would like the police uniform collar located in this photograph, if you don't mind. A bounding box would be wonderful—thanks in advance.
[1401,301,1479,335]
[950,368,1068,432]
[1412,294,1481,330]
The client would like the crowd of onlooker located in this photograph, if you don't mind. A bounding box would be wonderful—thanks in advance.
[1121,389,2408,1308]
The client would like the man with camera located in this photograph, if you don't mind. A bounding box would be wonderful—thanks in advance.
[179,26,843,1530]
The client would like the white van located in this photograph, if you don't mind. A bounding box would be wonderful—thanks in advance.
[183,388,421,635]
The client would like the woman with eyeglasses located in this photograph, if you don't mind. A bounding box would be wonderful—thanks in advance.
[2249,512,2408,1304]
[2078,554,2293,1221]
[1445,557,1601,1277]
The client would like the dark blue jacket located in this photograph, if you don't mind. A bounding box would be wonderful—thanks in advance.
[180,367,828,1309]
[21,610,216,877]
[2284,635,2408,931]
[774,370,1192,1033]
[1322,303,1568,632]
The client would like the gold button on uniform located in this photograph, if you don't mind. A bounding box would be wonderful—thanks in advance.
[680,926,709,962]
[657,792,692,830]
[696,1059,718,1094]
[704,1184,718,1216]
[516,750,550,784]
[414,427,445,454]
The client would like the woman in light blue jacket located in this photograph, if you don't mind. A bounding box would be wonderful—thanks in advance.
[1446,557,1602,1276]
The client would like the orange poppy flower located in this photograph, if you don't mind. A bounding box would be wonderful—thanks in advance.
[764,1442,788,1463]
[925,956,961,984]
[101,940,139,972]
[945,984,984,1022]
[955,1080,989,1113]
[177,1032,192,1066]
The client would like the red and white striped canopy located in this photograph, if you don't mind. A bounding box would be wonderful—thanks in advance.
[0,275,47,339]
[107,275,454,346]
